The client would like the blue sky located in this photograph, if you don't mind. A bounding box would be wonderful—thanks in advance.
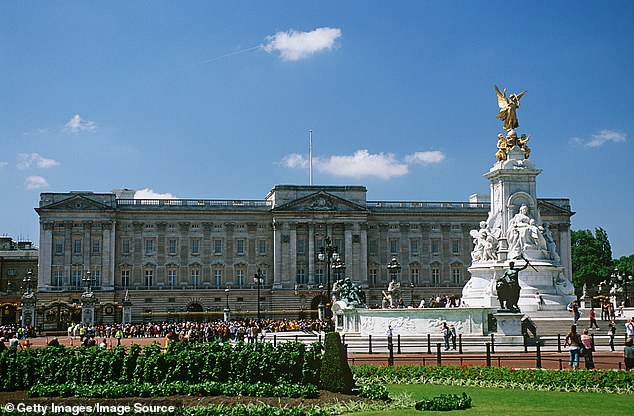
[1,2,632,258]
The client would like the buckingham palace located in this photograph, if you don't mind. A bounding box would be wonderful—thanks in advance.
[34,185,573,325]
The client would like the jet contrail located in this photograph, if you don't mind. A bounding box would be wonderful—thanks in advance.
[204,45,262,63]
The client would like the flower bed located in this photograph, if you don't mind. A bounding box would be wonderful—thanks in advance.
[352,364,634,394]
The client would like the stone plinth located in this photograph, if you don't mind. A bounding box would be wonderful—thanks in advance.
[336,306,498,336]
[494,312,523,336]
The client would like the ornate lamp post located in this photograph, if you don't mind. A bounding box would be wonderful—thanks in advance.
[21,270,37,330]
[387,256,401,282]
[82,270,95,294]
[81,270,97,325]
[611,268,633,307]
[254,268,264,321]
[317,284,325,320]
[331,255,346,283]
[224,288,231,322]
[410,282,415,307]
[317,236,339,317]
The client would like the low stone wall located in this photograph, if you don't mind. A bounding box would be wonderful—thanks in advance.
[335,306,498,336]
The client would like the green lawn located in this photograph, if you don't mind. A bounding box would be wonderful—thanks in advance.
[346,383,634,416]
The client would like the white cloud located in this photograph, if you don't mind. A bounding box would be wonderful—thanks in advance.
[25,176,48,190]
[0,161,8,169]
[63,114,97,133]
[282,153,309,169]
[405,151,446,165]
[17,153,60,170]
[134,188,176,199]
[570,129,626,147]
[262,27,341,61]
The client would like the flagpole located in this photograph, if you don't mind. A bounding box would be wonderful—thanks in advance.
[309,129,313,186]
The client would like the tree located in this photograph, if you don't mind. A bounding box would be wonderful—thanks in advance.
[571,227,613,294]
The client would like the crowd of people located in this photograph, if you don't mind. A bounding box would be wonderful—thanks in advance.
[61,318,332,346]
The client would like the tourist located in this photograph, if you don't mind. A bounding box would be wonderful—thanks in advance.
[608,323,616,352]
[580,328,594,369]
[624,337,634,371]
[450,324,457,350]
[0,337,7,351]
[569,301,581,325]
[625,317,634,339]
[601,300,608,321]
[441,322,450,351]
[563,325,582,369]
[589,308,599,329]
[535,291,544,311]
[9,334,19,348]
[46,337,60,347]
[99,339,107,349]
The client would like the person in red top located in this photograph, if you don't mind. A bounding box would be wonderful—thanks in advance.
[589,308,599,329]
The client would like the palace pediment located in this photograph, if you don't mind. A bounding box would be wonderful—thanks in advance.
[37,193,116,212]
[272,191,367,213]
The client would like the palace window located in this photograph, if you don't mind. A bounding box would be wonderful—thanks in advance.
[214,269,223,287]
[73,239,82,255]
[144,270,154,287]
[296,269,306,284]
[236,269,245,287]
[144,239,154,255]
[236,239,245,255]
[368,239,378,255]
[451,239,461,255]
[369,269,378,286]
[54,239,64,255]
[297,239,305,254]
[168,239,177,255]
[91,239,101,255]
[168,269,177,286]
[191,269,200,286]
[431,266,441,285]
[258,239,267,255]
[452,267,462,285]
[191,238,200,255]
[431,239,440,255]
[389,239,399,255]
[121,240,130,255]
[410,239,419,255]
[121,270,130,287]
[411,267,420,285]
[213,239,222,255]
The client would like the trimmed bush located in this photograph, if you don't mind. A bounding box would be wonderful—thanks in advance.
[318,332,355,394]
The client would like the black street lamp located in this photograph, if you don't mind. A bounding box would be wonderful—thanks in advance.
[224,288,231,322]
[410,282,415,307]
[317,236,339,317]
[254,268,264,321]
[22,270,35,295]
[387,256,401,282]
[317,283,325,320]
[331,255,346,282]
[611,268,633,307]
[82,270,95,294]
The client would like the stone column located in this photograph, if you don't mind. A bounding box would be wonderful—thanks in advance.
[359,224,368,286]
[308,224,315,284]
[344,224,353,279]
[273,221,282,288]
[290,223,297,284]
[39,221,54,290]
[103,222,116,290]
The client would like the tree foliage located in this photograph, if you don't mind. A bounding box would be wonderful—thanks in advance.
[571,227,613,292]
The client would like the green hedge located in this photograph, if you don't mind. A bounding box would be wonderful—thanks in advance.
[0,341,323,391]
[352,364,634,394]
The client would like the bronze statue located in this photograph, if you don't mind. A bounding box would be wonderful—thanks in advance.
[495,85,527,132]
[496,259,529,312]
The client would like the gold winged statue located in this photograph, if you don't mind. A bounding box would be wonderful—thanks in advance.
[495,85,527,132]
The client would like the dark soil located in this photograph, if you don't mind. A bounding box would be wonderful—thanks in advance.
[0,390,367,409]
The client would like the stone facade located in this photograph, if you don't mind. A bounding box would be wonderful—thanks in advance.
[0,237,39,325]
[34,185,572,324]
